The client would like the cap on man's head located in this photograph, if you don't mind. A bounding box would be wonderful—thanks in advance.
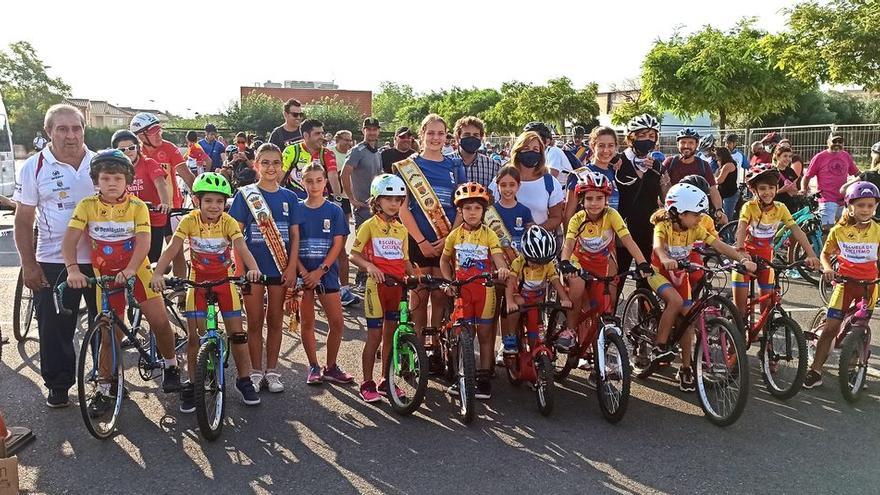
[395,126,413,137]
[205,123,218,133]
[363,117,381,129]
[829,131,845,141]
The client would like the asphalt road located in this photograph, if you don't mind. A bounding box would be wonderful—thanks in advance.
[1,233,879,494]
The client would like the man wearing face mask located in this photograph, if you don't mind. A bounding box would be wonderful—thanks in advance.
[524,121,571,186]
[661,128,727,225]
[801,131,859,231]
[449,116,500,189]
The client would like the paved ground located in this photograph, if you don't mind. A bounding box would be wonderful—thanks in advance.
[1,225,879,494]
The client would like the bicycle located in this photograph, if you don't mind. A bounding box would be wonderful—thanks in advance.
[549,269,642,423]
[0,204,38,342]
[381,274,431,416]
[735,258,809,399]
[805,276,879,403]
[54,276,187,440]
[504,301,565,417]
[621,260,750,426]
[422,271,496,424]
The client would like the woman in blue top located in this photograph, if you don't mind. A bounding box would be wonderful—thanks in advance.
[396,114,466,339]
[228,143,300,393]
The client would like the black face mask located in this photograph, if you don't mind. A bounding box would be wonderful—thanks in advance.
[459,136,482,154]
[518,151,542,168]
[633,139,655,157]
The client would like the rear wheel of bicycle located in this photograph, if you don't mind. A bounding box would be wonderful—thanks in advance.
[795,229,823,286]
[386,333,428,416]
[77,318,124,440]
[694,318,750,426]
[535,352,555,416]
[760,316,807,400]
[194,341,225,441]
[621,288,660,372]
[597,331,631,424]
[456,325,477,424]
[12,269,35,341]
[838,326,869,403]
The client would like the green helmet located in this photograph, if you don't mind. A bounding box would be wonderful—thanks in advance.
[192,172,232,197]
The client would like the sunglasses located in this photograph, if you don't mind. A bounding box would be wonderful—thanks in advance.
[287,111,305,118]
[117,145,138,152]
[144,125,162,136]
[831,138,844,144]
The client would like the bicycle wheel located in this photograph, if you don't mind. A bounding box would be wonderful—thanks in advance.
[455,325,477,424]
[77,317,124,439]
[805,309,825,367]
[717,221,737,245]
[545,309,576,382]
[760,316,808,400]
[838,326,869,403]
[12,269,35,341]
[386,333,429,416]
[535,352,555,416]
[705,294,745,336]
[795,228,823,286]
[194,340,225,440]
[621,288,659,372]
[596,331,631,424]
[694,318,750,427]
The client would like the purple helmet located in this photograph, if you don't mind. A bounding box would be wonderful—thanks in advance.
[844,181,880,205]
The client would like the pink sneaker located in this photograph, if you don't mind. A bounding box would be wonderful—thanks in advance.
[322,364,354,384]
[377,378,405,398]
[360,380,382,403]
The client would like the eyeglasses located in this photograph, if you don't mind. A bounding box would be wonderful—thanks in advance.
[287,111,305,118]
[831,138,845,144]
[117,145,138,152]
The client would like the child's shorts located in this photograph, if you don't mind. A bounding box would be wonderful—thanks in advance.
[94,262,160,316]
[365,278,402,329]
[648,266,692,307]
[827,282,878,320]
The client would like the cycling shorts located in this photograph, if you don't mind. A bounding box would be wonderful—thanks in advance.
[94,262,160,316]
[648,266,692,307]
[731,249,774,290]
[585,280,612,317]
[827,281,877,320]
[458,283,496,325]
[365,278,402,329]
[519,291,545,338]
[185,269,242,319]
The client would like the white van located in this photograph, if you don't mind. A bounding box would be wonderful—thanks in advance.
[0,91,16,196]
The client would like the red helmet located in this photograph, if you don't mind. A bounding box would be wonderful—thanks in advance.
[575,170,613,197]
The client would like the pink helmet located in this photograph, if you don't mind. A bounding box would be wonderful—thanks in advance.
[845,181,880,205]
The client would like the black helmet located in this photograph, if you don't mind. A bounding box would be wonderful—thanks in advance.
[111,129,140,149]
[523,121,552,141]
[90,149,135,183]
[679,174,710,196]
[676,128,700,141]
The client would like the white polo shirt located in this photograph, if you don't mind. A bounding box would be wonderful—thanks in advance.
[546,145,572,185]
[13,147,96,264]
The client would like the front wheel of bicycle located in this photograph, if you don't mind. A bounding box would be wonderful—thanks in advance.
[705,294,745,337]
[12,269,35,341]
[621,288,660,373]
[77,318,124,440]
[760,316,807,400]
[535,352,555,416]
[386,333,429,416]
[456,325,477,424]
[694,317,750,427]
[838,326,869,404]
[194,340,225,441]
[597,331,631,424]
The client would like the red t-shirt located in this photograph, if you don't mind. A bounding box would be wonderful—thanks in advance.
[127,155,168,227]
[143,140,185,207]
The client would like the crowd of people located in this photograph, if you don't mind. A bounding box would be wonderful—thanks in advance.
[8,97,880,424]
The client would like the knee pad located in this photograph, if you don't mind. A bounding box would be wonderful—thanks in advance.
[230,332,248,344]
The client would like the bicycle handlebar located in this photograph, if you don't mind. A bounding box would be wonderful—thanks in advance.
[163,276,253,290]
[54,276,135,316]
[144,202,192,216]
[831,275,880,286]
[576,268,650,283]
[504,301,565,316]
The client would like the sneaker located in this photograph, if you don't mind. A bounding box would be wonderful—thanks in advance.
[179,383,195,414]
[555,329,576,352]
[475,379,491,400]
[495,349,507,367]
[162,366,182,393]
[650,345,674,365]
[322,364,354,384]
[250,371,265,392]
[265,370,285,393]
[377,378,405,398]
[87,392,115,418]
[340,286,361,307]
[306,365,323,385]
[587,371,598,388]
[803,370,823,389]
[359,380,382,403]
[677,367,696,392]
[502,335,519,355]
[236,377,261,406]
[46,389,70,408]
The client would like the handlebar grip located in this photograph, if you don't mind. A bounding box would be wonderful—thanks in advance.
[53,283,73,316]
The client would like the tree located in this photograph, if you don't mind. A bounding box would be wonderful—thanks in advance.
[641,20,799,129]
[0,41,70,146]
[516,77,599,134]
[824,91,867,124]
[372,82,416,127]
[483,81,531,135]
[607,78,662,126]
[303,96,364,135]
[431,87,502,128]
[772,0,880,90]
[223,92,281,137]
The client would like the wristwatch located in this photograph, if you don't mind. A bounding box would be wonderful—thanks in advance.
[320,264,330,273]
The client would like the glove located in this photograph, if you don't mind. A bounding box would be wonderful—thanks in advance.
[559,260,578,275]
[637,262,654,275]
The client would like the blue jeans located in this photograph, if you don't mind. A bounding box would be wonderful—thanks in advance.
[722,194,739,222]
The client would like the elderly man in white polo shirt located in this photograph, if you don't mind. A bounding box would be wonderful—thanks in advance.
[13,104,98,408]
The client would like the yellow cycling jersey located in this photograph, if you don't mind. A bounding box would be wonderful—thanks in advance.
[739,200,795,252]
[68,194,151,243]
[652,220,717,262]
[823,221,880,280]
[510,255,558,293]
[352,215,409,279]
[566,208,630,256]
[174,211,243,276]
[443,225,502,275]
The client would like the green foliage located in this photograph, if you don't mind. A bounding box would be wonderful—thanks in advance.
[642,20,800,128]
[223,92,282,137]
[610,99,662,126]
[824,91,867,124]
[516,77,599,134]
[303,96,364,135]
[772,0,880,90]
[372,82,415,126]
[733,88,871,127]
[431,87,501,129]
[84,127,117,151]
[0,41,70,146]
[165,116,223,131]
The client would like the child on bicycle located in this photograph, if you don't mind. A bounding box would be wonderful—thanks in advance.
[678,174,720,290]
[296,163,353,387]
[649,183,756,391]
[150,172,263,412]
[440,182,510,400]
[503,225,570,354]
[558,172,651,352]
[732,164,820,317]
[62,150,182,415]
[350,174,414,403]
[806,181,880,389]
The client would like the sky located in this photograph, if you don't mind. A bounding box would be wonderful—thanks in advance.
[2,0,795,117]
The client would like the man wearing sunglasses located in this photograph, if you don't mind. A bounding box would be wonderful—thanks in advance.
[269,98,304,150]
[801,131,860,231]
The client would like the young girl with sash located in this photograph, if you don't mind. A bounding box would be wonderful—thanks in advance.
[229,143,301,393]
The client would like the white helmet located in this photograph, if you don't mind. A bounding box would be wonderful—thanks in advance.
[370,174,407,198]
[129,112,160,134]
[664,183,708,215]
[521,225,558,264]
[626,113,660,134]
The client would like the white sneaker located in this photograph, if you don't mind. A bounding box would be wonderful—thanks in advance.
[250,372,265,392]
[265,370,284,393]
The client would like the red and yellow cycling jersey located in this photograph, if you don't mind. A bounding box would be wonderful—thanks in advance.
[739,200,795,257]
[566,208,629,274]
[823,221,880,280]
[698,213,718,238]
[174,210,243,278]
[651,219,717,266]
[68,194,151,273]
[351,215,409,280]
[443,225,502,279]
[510,255,558,295]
